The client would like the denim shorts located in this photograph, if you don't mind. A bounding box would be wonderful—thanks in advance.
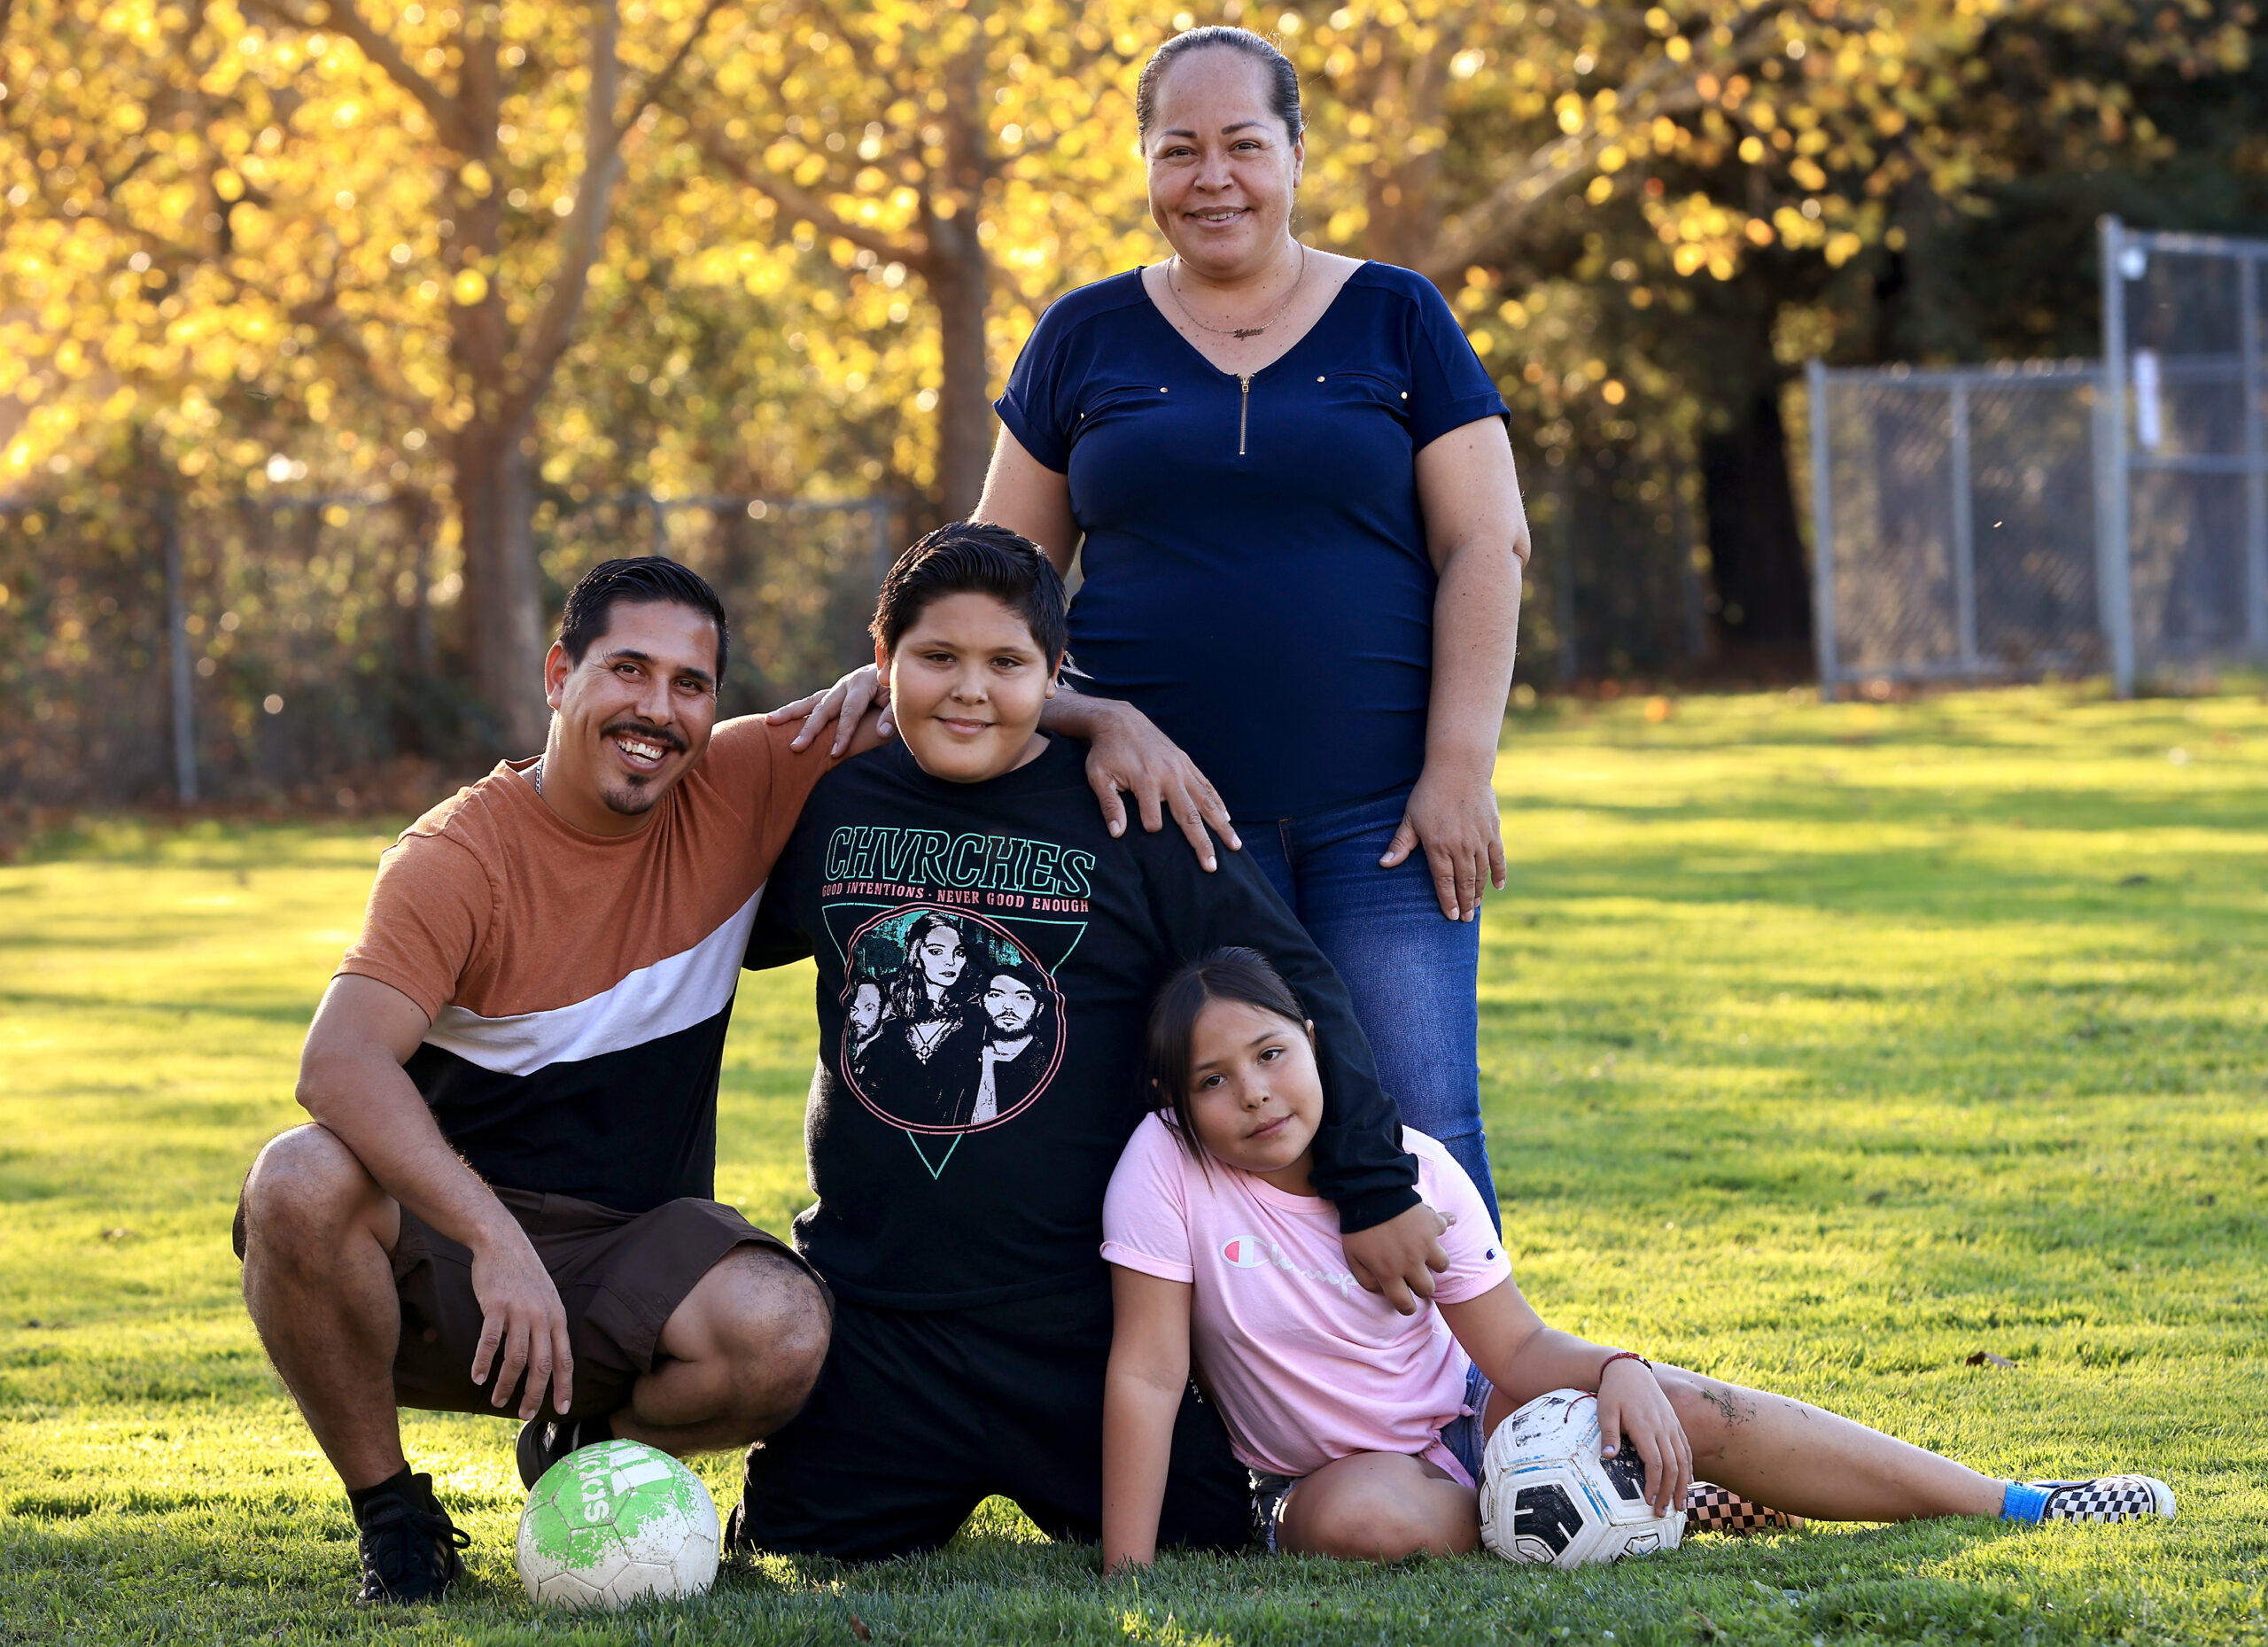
[1249,1362,1495,1552]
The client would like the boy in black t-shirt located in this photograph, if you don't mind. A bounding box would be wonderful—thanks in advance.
[734,522,1449,1560]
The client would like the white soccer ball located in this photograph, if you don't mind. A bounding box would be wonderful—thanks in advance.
[516,1438,720,1612]
[1477,1387,1685,1569]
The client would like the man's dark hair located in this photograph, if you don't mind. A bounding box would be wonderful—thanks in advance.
[557,555,730,680]
[1136,27,1304,149]
[870,521,1068,663]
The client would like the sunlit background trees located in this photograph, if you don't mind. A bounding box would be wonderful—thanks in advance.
[4,0,2264,803]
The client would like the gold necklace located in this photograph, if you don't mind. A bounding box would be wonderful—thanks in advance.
[1166,242,1309,340]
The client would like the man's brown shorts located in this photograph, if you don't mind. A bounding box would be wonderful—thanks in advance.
[233,1185,826,1420]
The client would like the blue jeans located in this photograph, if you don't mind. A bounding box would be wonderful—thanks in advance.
[1239,784,1501,1229]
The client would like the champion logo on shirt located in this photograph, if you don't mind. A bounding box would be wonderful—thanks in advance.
[1220,1234,1360,1299]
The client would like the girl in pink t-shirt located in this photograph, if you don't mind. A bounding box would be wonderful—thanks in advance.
[1099,949,2175,1567]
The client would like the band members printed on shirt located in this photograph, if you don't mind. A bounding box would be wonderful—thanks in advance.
[844,979,888,1086]
[839,905,1067,1134]
[973,960,1052,1124]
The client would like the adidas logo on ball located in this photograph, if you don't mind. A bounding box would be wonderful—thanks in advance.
[516,1438,721,1611]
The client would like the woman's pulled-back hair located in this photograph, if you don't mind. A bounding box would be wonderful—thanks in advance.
[1135,27,1304,150]
[1142,945,1308,1161]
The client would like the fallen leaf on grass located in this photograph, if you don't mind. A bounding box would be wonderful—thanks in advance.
[1966,1350,2016,1368]
[849,1613,871,1642]
[101,1228,133,1241]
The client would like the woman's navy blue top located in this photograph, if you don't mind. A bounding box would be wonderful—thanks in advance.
[995,262,1508,820]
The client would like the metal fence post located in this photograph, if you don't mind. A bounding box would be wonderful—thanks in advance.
[1806,358,1840,698]
[2095,216,2138,697]
[1553,473,1579,684]
[869,502,893,593]
[1949,377,1978,673]
[2239,253,2268,656]
[161,488,198,804]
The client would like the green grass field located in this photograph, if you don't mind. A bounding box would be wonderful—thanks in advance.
[3,686,2264,1644]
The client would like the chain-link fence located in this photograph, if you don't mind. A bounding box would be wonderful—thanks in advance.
[1812,219,2268,696]
[1806,360,2106,688]
[1,489,898,810]
[2099,219,2268,688]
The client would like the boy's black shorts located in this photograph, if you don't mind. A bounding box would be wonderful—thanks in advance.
[734,1278,1252,1562]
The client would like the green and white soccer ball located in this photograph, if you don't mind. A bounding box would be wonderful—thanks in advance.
[516,1439,720,1612]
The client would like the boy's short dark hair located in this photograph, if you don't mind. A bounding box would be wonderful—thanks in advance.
[558,555,730,680]
[871,521,1068,663]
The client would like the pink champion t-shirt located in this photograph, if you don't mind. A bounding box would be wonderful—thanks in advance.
[1101,1115,1512,1484]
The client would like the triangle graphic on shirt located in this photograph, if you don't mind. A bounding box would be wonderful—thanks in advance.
[821,900,899,967]
[820,901,1090,975]
[904,1129,961,1179]
[988,914,1089,973]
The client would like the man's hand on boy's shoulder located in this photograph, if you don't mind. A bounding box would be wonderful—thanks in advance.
[1341,1202,1453,1316]
[769,664,896,757]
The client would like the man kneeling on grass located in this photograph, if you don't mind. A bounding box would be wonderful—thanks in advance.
[236,558,884,1605]
[726,523,1450,1558]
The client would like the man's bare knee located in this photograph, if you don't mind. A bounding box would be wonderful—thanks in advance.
[694,1247,830,1418]
[243,1125,386,1255]
[727,1249,830,1379]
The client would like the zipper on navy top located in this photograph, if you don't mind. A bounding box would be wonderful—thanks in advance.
[1238,374,1251,456]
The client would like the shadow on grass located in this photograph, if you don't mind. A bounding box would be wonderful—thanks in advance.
[0,1502,2194,1646]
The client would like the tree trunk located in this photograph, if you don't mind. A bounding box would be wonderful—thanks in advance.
[1700,388,1812,649]
[1356,42,1449,273]
[451,420,548,753]
[927,208,993,520]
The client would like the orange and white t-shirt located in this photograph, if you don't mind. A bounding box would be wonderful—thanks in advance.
[338,715,835,1213]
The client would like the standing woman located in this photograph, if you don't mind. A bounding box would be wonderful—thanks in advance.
[976,27,1527,1222]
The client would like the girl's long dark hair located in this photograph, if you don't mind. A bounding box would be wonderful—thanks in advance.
[888,911,981,1025]
[1142,946,1308,1162]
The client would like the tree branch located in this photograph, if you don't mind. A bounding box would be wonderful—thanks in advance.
[292,289,427,415]
[615,0,729,144]
[505,1,624,424]
[1422,2,1799,279]
[244,0,473,151]
[685,120,927,264]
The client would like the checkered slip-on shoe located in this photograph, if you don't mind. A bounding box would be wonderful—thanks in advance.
[1683,1481,1804,1534]
[2029,1476,2177,1524]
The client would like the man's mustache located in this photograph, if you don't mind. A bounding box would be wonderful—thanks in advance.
[601,720,688,755]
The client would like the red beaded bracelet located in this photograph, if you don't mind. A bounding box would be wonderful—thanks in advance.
[1597,1350,1652,1386]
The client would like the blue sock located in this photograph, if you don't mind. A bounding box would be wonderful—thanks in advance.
[2000,1480,2050,1522]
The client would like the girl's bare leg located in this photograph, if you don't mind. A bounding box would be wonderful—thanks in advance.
[1275,1451,1481,1561]
[1653,1364,2003,1522]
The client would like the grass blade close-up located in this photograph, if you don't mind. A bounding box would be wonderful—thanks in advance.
[1,685,2264,1645]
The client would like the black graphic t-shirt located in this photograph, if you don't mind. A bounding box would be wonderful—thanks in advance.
[746,736,1422,1311]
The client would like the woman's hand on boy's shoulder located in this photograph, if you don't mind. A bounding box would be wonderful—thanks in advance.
[1340,1201,1452,1315]
[1041,688,1240,870]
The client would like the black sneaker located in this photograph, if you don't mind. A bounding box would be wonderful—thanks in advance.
[2028,1475,2177,1523]
[517,1415,610,1490]
[353,1474,469,1606]
[722,1497,752,1556]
